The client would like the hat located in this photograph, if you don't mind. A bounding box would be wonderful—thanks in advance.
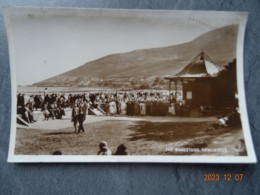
[117,144,126,151]
[99,141,108,149]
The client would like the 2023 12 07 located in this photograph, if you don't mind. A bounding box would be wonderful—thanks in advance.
[204,174,243,181]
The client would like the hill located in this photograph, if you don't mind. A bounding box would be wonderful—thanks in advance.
[33,24,238,89]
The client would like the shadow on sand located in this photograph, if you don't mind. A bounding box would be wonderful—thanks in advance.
[46,131,76,136]
[127,121,213,142]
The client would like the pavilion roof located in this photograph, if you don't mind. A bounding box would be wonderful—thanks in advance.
[165,51,222,80]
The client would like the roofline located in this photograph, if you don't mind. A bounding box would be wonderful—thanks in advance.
[164,76,216,80]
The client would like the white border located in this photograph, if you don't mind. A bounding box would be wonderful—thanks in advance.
[4,7,257,163]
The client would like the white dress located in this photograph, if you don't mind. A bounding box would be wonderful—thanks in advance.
[112,101,117,114]
[140,103,146,116]
[120,102,127,115]
[109,102,114,115]
[169,103,176,115]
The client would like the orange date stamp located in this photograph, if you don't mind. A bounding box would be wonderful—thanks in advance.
[204,174,243,181]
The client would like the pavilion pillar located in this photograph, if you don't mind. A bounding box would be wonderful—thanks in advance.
[174,80,178,94]
[180,79,184,101]
[169,81,172,95]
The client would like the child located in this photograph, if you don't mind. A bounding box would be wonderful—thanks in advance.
[97,141,112,155]
[114,144,127,155]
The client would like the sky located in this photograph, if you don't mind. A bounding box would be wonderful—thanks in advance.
[4,7,246,85]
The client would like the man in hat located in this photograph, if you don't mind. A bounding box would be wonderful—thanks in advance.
[72,103,79,133]
[77,110,85,133]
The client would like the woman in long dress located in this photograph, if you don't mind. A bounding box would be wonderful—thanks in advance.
[109,100,114,115]
[112,101,117,115]
[140,102,146,116]
[134,100,140,116]
[169,103,176,116]
[120,98,126,115]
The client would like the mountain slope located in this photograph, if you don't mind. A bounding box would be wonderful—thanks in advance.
[34,24,238,87]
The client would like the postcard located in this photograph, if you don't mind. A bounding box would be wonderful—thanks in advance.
[3,7,257,163]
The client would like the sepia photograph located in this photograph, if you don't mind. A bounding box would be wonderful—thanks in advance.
[4,7,256,162]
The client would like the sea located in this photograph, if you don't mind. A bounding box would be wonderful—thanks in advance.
[17,86,115,95]
[17,86,170,95]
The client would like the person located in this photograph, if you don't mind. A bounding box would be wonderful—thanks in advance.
[140,102,146,116]
[42,103,50,120]
[44,94,50,105]
[21,105,30,123]
[215,116,228,128]
[28,108,36,123]
[109,100,114,115]
[17,93,23,107]
[82,100,88,116]
[134,100,140,116]
[145,101,151,116]
[109,99,117,115]
[34,95,42,111]
[169,103,176,116]
[77,111,85,133]
[200,105,204,116]
[56,105,65,119]
[97,141,112,155]
[177,101,184,116]
[120,99,127,115]
[72,103,79,133]
[52,151,62,155]
[207,116,229,130]
[44,88,48,97]
[17,93,23,114]
[27,95,35,111]
[23,104,36,123]
[48,102,55,120]
[126,100,131,116]
[114,144,127,155]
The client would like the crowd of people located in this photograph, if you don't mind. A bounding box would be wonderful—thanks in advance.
[17,93,66,123]
[17,91,184,124]
[17,90,241,156]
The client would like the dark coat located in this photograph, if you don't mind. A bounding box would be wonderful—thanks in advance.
[77,113,85,123]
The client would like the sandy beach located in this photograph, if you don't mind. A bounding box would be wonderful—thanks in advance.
[15,115,245,156]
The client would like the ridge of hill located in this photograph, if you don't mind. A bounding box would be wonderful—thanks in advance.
[34,24,238,89]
